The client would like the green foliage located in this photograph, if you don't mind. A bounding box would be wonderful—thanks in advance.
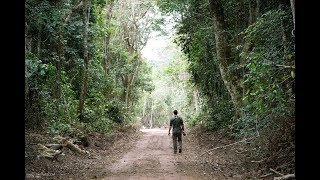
[240,9,294,117]
[25,0,155,136]
[40,80,78,134]
[130,61,155,104]
[187,97,235,130]
[78,118,114,135]
[230,8,295,137]
[25,52,57,129]
[105,101,125,124]
[231,113,258,138]
[156,0,188,15]
[187,107,210,128]
[25,52,56,89]
[49,121,76,136]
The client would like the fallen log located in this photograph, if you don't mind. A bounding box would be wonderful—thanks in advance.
[36,143,63,159]
[45,144,63,150]
[274,174,295,180]
[62,139,87,155]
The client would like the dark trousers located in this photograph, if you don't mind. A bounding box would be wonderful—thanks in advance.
[172,132,182,152]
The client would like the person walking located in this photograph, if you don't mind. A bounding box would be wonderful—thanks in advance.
[168,110,185,154]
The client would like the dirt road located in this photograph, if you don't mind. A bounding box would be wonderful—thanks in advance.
[100,128,224,180]
[26,127,258,179]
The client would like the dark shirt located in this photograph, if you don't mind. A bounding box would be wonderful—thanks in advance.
[170,115,184,134]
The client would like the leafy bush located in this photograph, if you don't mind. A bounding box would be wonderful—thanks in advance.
[231,113,259,138]
[241,9,294,104]
[188,97,234,130]
[233,8,294,138]
[105,101,125,124]
[48,121,76,136]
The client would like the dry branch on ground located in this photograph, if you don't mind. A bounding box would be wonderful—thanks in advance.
[199,136,257,157]
[36,136,88,160]
[36,143,63,159]
[273,174,295,180]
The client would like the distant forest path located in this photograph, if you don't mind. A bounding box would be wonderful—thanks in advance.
[101,128,227,180]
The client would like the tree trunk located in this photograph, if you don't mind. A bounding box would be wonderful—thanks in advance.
[78,0,89,119]
[25,22,30,109]
[280,17,288,55]
[244,0,258,51]
[37,31,41,58]
[150,100,153,128]
[208,0,243,117]
[248,0,257,25]
[25,75,30,124]
[122,23,138,113]
[194,90,199,113]
[127,54,141,112]
[256,0,260,17]
[55,27,63,99]
[290,0,295,30]
[104,1,115,74]
[125,75,132,112]
[24,22,30,51]
[142,96,146,117]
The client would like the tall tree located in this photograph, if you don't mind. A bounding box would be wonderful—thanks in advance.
[290,0,295,33]
[78,0,90,119]
[104,0,115,74]
[248,0,258,25]
[112,0,153,112]
[208,0,243,117]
